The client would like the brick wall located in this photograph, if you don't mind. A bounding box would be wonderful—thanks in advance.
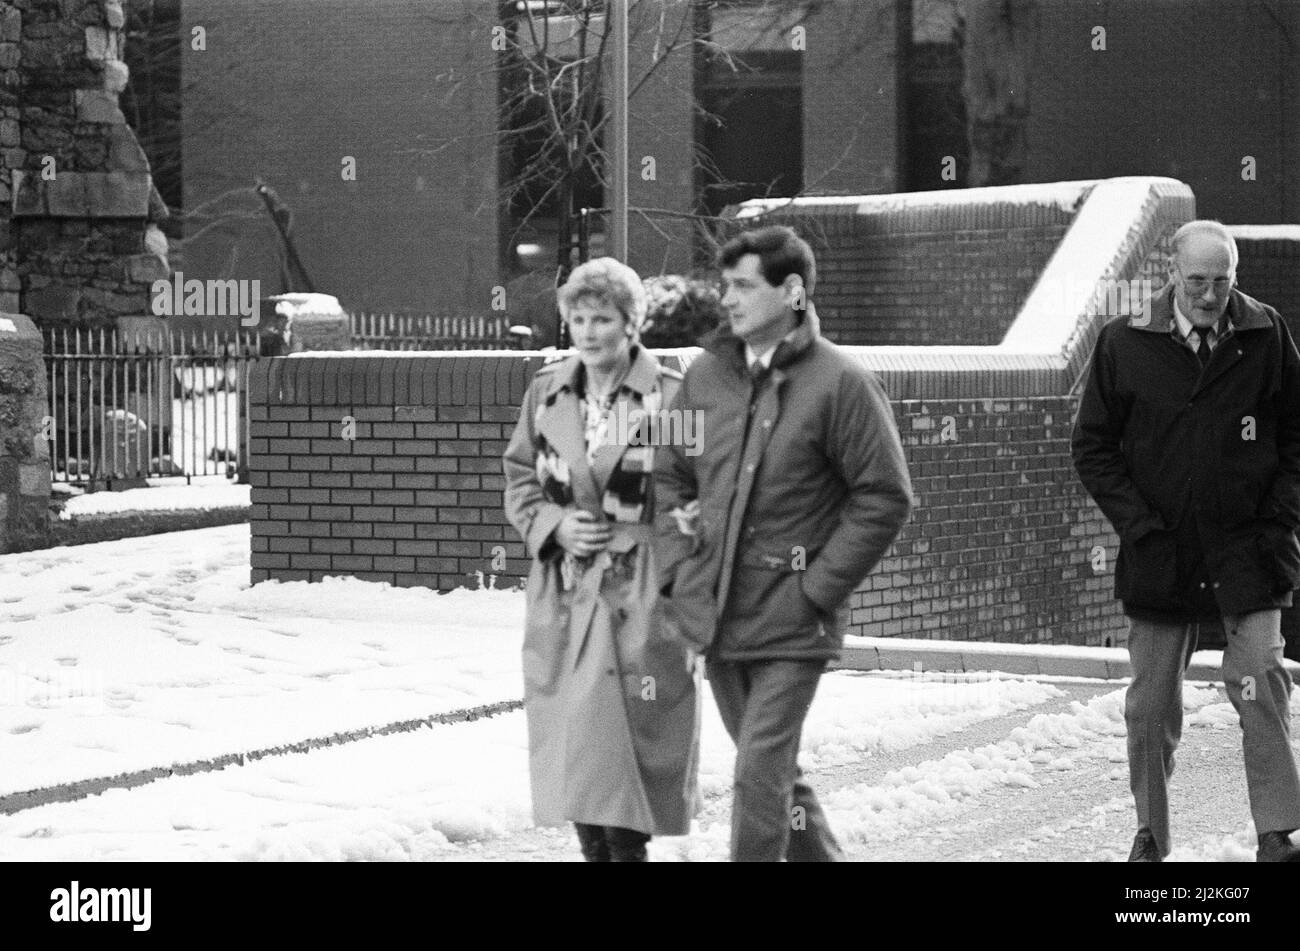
[729,199,1075,346]
[816,222,1070,346]
[247,355,1125,646]
[247,355,539,591]
[873,396,1120,645]
[1233,232,1300,333]
[1024,0,1300,225]
[183,0,498,314]
[246,179,1192,648]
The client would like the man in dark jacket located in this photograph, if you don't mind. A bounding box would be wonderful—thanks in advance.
[1072,219,1300,863]
[655,225,912,861]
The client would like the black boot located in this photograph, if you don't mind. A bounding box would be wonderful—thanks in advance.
[574,823,610,862]
[1257,830,1300,862]
[1127,829,1162,862]
[605,827,650,862]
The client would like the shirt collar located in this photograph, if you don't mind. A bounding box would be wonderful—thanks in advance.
[1172,299,1231,343]
[745,329,799,369]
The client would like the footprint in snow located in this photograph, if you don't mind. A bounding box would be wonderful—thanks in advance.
[55,657,77,667]
[10,723,40,734]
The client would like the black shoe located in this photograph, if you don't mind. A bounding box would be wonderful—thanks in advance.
[1128,829,1162,862]
[1256,831,1300,863]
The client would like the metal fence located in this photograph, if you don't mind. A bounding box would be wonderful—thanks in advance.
[43,327,262,485]
[348,310,515,350]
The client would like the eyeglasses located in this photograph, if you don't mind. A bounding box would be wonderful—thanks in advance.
[1176,268,1234,294]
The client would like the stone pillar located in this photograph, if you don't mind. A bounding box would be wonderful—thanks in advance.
[0,2,20,315]
[0,310,49,552]
[10,0,167,333]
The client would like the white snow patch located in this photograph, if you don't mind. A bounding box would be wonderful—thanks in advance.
[1226,225,1300,241]
[272,293,344,319]
[59,482,249,519]
[735,180,1097,219]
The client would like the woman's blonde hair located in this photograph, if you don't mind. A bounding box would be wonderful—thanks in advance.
[557,257,648,337]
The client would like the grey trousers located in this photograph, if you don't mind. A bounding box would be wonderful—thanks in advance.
[707,658,844,862]
[1126,610,1300,857]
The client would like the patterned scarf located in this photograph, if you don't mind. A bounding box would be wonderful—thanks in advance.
[533,367,660,590]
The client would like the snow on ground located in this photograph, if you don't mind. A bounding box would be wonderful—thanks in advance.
[0,523,1288,861]
[815,683,1222,851]
[58,481,250,519]
[0,523,1077,860]
[0,665,1066,861]
[0,524,522,794]
[170,389,240,477]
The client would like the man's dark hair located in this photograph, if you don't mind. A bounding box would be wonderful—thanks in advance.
[717,225,816,296]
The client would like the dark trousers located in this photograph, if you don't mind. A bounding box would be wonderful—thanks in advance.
[1127,610,1300,857]
[573,823,650,862]
[707,658,844,862]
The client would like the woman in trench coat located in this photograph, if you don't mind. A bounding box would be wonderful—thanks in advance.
[502,257,701,862]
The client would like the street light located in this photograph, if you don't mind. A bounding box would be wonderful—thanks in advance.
[610,0,628,264]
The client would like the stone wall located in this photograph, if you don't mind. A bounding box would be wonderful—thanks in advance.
[5,0,166,333]
[0,310,49,552]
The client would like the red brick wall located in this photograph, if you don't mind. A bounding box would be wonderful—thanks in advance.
[247,355,1125,646]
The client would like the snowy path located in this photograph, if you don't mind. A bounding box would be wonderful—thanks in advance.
[2,525,1295,861]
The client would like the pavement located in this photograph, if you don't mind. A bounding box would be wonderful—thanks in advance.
[836,635,1300,683]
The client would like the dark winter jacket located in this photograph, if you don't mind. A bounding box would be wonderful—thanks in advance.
[1071,283,1300,621]
[654,303,913,660]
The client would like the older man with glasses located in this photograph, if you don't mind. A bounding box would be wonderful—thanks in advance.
[1073,219,1300,862]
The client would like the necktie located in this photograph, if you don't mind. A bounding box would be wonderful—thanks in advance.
[1194,329,1211,367]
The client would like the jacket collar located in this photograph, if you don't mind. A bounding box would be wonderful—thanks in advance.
[1132,283,1274,334]
[538,342,661,402]
[701,301,822,377]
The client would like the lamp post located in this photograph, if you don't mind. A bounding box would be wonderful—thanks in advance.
[610,0,628,263]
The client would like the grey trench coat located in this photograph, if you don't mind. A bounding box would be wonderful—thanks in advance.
[502,346,701,835]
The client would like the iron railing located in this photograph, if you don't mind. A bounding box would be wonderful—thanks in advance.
[43,327,261,485]
[348,310,514,350]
